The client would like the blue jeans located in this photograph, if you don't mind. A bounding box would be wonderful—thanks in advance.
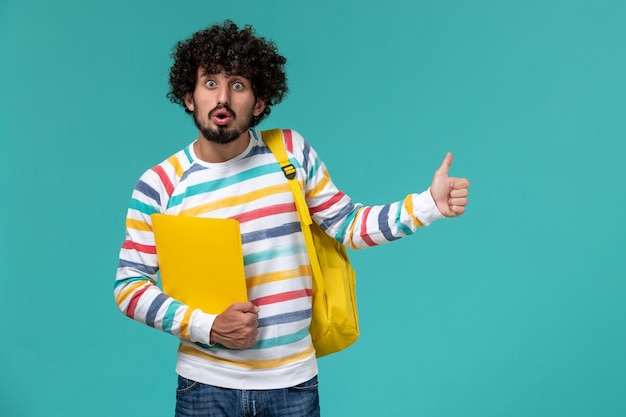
[175,375,320,417]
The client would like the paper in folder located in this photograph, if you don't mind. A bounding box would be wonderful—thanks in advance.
[151,214,248,314]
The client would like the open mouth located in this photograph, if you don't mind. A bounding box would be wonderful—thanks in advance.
[210,107,234,126]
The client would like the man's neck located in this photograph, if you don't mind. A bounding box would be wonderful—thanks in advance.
[193,130,251,163]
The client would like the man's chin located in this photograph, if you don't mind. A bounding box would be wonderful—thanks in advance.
[201,127,242,144]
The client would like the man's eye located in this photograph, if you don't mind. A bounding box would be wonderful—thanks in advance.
[205,80,217,88]
[233,82,244,90]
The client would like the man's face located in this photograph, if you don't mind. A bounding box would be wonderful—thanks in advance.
[185,69,266,144]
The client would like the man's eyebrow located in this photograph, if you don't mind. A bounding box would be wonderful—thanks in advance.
[200,68,242,77]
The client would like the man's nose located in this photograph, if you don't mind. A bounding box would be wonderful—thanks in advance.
[217,85,230,105]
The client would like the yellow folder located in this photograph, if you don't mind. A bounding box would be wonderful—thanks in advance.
[151,214,248,314]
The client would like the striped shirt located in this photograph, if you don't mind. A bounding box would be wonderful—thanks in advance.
[114,128,443,389]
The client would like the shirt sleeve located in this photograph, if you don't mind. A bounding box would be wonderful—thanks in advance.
[287,129,444,249]
[113,165,216,346]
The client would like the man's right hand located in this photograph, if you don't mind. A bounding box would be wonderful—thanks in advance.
[210,302,259,349]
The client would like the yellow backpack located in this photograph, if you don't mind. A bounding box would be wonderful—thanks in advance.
[262,129,359,357]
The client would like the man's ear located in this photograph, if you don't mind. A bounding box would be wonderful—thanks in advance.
[253,98,267,116]
[184,93,195,112]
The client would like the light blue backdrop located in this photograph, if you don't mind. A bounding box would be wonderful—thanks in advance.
[1,0,625,416]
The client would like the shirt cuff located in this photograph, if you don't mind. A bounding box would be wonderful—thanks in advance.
[412,187,445,226]
[188,310,217,345]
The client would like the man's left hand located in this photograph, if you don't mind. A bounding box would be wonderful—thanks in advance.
[430,152,470,217]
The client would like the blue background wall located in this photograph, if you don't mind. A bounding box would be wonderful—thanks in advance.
[1,1,625,416]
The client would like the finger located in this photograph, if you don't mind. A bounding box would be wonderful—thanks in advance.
[449,188,469,198]
[451,177,470,189]
[245,330,259,348]
[247,316,259,328]
[233,302,259,314]
[247,327,258,340]
[450,205,466,215]
[448,197,468,207]
[245,303,260,315]
[436,152,453,175]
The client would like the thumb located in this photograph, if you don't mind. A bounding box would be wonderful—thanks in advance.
[436,152,453,176]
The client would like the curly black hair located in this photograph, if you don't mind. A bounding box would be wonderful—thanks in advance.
[167,20,288,127]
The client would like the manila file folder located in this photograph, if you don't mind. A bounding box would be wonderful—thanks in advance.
[151,214,248,314]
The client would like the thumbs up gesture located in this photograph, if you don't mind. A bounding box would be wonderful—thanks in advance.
[430,152,470,217]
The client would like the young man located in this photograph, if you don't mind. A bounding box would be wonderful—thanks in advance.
[114,20,469,417]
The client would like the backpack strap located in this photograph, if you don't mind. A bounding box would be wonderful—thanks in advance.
[261,129,313,226]
[261,129,325,294]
